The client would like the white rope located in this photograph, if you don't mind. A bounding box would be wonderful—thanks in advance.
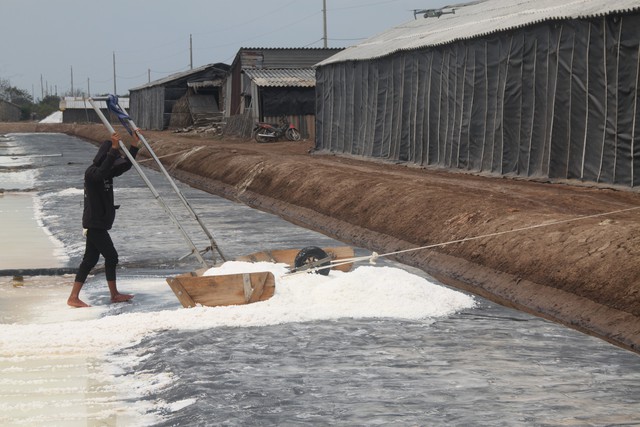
[135,147,201,164]
[285,205,640,276]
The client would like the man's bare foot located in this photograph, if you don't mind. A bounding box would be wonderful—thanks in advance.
[68,296,91,308]
[111,293,134,303]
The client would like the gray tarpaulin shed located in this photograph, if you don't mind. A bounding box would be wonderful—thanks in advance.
[315,0,640,187]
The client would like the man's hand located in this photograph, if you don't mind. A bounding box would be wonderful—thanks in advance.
[132,129,141,148]
[110,132,120,150]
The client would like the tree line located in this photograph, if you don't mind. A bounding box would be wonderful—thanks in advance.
[0,78,60,121]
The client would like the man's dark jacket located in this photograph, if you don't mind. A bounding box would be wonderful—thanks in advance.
[82,140,139,230]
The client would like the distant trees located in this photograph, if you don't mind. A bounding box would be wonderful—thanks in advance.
[0,78,59,120]
[32,95,61,120]
[0,79,32,104]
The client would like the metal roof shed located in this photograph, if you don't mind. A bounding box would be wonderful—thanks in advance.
[242,68,318,138]
[129,63,229,130]
[59,97,129,124]
[225,48,342,116]
[315,0,640,187]
[223,48,343,138]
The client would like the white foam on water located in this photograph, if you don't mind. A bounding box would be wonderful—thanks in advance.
[6,132,63,137]
[0,138,35,190]
[0,169,38,190]
[36,187,87,260]
[0,156,32,168]
[166,398,198,412]
[47,187,84,198]
[32,192,71,265]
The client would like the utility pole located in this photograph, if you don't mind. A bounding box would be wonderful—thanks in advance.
[113,51,117,95]
[70,66,74,96]
[322,0,328,48]
[148,68,151,83]
[40,74,44,100]
[87,78,90,98]
[190,34,193,69]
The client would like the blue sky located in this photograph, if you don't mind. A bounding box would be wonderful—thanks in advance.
[0,0,446,99]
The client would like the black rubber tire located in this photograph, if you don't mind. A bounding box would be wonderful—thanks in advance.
[286,128,301,141]
[294,246,330,276]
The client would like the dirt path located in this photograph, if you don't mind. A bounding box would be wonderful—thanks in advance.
[3,122,640,353]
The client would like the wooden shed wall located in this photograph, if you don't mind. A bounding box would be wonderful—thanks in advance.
[0,101,21,122]
[130,87,165,130]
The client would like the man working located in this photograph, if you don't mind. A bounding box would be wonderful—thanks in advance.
[67,131,140,307]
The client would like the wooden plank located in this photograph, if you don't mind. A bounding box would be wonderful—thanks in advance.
[236,246,355,272]
[166,272,275,308]
[166,246,354,308]
[246,272,274,303]
[166,277,198,308]
[322,247,355,272]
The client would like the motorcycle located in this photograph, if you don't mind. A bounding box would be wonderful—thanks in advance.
[253,116,301,143]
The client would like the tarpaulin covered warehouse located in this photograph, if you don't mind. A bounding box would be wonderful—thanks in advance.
[315,0,640,187]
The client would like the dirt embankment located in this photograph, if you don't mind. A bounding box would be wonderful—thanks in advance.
[4,122,640,354]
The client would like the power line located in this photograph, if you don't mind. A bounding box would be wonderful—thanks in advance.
[329,0,403,11]
[116,71,152,80]
[192,0,300,37]
[328,37,368,41]
[304,38,325,47]
[195,10,323,52]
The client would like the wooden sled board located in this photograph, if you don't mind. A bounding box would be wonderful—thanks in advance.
[166,246,354,308]
[166,271,275,308]
[236,246,355,272]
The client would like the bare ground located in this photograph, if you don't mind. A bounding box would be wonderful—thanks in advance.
[3,122,640,353]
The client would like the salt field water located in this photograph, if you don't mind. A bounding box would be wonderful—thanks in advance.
[1,133,639,426]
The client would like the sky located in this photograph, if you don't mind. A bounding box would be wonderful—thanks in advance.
[1,0,446,100]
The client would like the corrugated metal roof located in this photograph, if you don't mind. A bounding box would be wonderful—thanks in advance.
[243,68,316,87]
[317,0,640,66]
[60,97,129,110]
[129,63,229,91]
[234,48,344,69]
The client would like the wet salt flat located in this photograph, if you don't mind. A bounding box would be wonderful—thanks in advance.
[0,193,67,269]
[1,133,639,426]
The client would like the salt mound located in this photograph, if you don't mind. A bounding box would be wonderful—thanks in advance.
[39,111,62,123]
